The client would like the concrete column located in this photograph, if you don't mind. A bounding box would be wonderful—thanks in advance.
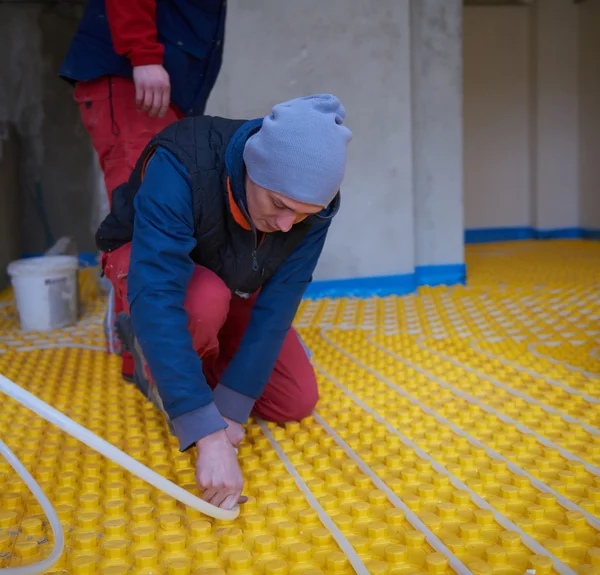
[0,125,21,289]
[463,6,532,231]
[207,0,415,281]
[532,0,579,232]
[578,0,600,232]
[410,0,464,275]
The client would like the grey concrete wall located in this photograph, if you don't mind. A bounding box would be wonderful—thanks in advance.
[411,0,464,268]
[533,0,579,231]
[579,0,600,230]
[463,3,582,233]
[7,0,591,283]
[0,4,97,256]
[0,125,21,290]
[463,7,532,229]
[34,6,97,255]
[206,0,415,280]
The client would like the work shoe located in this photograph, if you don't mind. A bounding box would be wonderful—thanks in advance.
[101,283,135,382]
[115,312,175,435]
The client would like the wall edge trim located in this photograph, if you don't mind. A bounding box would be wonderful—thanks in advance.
[465,227,600,243]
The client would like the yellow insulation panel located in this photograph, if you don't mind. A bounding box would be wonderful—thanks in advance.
[0,239,599,574]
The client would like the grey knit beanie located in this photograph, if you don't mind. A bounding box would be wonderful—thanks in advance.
[243,94,352,207]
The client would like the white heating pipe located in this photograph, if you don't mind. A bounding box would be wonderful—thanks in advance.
[0,373,239,573]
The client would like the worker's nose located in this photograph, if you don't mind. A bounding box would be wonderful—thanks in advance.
[276,212,295,233]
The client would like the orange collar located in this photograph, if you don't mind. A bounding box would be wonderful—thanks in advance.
[227,177,251,231]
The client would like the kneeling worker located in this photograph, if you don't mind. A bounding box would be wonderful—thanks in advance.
[96,94,353,510]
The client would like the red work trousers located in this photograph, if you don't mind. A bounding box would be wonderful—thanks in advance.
[74,76,182,205]
[74,76,182,377]
[102,243,319,422]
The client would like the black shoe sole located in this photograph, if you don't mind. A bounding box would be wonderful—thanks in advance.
[115,313,151,398]
[114,313,175,435]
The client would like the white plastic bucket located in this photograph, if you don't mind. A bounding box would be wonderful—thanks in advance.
[7,255,80,331]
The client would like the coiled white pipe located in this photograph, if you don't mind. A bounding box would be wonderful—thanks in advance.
[0,374,239,542]
[470,340,600,408]
[257,418,370,575]
[312,359,577,575]
[0,438,64,574]
[311,412,472,575]
[528,341,600,381]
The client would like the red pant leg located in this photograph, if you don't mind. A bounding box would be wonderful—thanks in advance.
[252,330,318,421]
[182,267,232,358]
[202,296,319,422]
[102,243,232,360]
[74,76,182,205]
[76,76,181,376]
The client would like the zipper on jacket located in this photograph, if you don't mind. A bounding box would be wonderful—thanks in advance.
[230,177,265,274]
[252,232,267,272]
[237,197,261,272]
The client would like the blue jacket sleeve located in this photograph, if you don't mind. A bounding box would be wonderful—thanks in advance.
[213,219,330,422]
[127,146,227,450]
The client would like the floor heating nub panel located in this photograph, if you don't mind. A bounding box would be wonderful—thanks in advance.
[0,239,599,574]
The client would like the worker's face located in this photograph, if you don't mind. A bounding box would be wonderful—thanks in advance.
[245,176,323,233]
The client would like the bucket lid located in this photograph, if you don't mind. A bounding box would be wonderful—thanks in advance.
[7,255,79,277]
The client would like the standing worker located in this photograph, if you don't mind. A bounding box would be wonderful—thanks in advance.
[96,94,353,509]
[59,0,227,380]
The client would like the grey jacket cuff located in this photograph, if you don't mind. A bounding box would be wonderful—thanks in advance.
[171,401,227,452]
[212,384,256,424]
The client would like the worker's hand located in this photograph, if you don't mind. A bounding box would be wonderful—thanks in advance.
[132,64,171,118]
[195,429,245,510]
[223,416,245,448]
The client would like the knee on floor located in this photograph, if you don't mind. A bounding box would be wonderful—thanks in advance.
[295,393,319,421]
[282,380,319,422]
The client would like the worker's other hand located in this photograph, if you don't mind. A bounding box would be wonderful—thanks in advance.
[223,416,245,448]
[195,429,245,510]
[132,64,171,118]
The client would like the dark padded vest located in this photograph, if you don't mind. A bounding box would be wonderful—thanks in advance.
[96,116,319,297]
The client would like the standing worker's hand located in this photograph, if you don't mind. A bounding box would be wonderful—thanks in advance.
[132,64,171,118]
[195,429,246,510]
[223,416,245,448]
